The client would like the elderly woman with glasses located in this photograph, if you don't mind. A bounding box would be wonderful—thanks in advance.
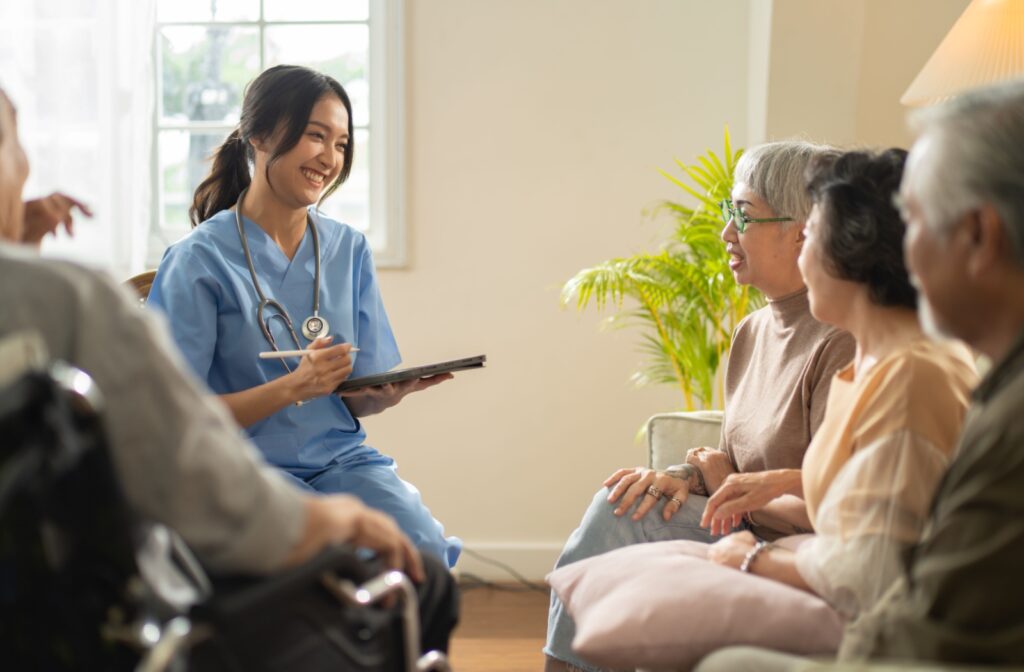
[544,141,857,672]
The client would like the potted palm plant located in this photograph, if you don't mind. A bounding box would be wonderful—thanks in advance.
[562,129,762,411]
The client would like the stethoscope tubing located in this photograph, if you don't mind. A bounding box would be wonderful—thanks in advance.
[235,187,325,370]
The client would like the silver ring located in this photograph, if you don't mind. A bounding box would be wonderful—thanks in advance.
[646,485,662,498]
[669,496,683,507]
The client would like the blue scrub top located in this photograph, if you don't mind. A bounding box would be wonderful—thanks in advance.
[148,208,401,473]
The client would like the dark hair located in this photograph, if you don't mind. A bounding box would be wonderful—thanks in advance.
[189,65,355,227]
[805,148,916,309]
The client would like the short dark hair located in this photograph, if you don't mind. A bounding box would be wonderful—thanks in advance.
[805,148,917,309]
[189,65,354,227]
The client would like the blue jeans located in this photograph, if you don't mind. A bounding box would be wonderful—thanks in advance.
[280,461,462,568]
[545,487,743,671]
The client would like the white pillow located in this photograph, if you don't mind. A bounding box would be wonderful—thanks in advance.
[547,539,844,671]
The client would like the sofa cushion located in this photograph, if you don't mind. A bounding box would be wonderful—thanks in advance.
[547,539,844,671]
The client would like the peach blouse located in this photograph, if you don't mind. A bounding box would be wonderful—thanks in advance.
[795,338,977,617]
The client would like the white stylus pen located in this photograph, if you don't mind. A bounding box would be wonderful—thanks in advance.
[259,347,359,359]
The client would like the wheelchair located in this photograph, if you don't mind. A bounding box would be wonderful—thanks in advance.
[0,363,452,671]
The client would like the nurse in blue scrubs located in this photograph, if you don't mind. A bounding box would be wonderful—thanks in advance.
[148,65,461,567]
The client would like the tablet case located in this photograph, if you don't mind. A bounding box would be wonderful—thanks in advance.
[336,355,486,392]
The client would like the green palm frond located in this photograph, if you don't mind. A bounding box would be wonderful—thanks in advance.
[562,126,763,411]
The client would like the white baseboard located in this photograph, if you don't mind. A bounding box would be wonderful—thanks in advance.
[454,541,563,582]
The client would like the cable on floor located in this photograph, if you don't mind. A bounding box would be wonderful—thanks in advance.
[456,547,549,594]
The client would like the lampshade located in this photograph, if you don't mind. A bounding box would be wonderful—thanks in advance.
[901,0,1024,107]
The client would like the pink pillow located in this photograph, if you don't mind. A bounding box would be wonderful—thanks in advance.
[547,540,844,671]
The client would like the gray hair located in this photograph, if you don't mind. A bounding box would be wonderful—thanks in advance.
[733,140,838,223]
[909,78,1024,265]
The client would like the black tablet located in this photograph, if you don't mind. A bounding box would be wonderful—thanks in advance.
[335,354,486,392]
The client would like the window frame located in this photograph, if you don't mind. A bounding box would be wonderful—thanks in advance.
[150,0,406,268]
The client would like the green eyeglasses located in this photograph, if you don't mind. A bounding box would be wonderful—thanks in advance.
[719,199,793,234]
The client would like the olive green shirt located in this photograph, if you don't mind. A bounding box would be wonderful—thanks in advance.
[839,327,1024,665]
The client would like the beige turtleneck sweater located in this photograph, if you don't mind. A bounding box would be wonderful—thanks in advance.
[721,288,855,476]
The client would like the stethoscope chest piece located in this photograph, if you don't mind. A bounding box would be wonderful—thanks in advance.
[302,314,329,341]
[235,187,331,372]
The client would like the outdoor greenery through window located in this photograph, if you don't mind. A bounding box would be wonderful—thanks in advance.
[153,0,403,266]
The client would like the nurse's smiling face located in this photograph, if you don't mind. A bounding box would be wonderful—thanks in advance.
[257,94,350,209]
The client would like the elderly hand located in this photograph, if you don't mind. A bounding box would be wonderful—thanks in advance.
[340,373,453,417]
[701,469,801,536]
[603,466,691,522]
[289,495,424,583]
[22,192,92,245]
[706,530,758,571]
[685,447,736,494]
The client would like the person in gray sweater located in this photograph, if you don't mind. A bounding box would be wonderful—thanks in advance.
[0,86,457,652]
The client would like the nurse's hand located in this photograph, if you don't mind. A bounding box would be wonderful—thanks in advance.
[340,373,453,417]
[288,336,355,401]
[286,495,425,583]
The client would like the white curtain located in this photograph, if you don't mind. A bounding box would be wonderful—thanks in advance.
[0,0,155,279]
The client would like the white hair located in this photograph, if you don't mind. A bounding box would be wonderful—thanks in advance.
[733,140,838,223]
[909,78,1024,265]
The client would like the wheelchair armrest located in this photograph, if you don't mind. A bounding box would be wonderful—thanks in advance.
[194,544,369,620]
[186,545,435,672]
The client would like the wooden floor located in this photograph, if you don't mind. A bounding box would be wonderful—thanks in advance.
[449,584,550,672]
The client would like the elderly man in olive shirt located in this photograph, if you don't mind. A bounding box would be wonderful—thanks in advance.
[697,80,1024,671]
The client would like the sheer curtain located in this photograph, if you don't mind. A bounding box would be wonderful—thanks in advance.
[0,0,155,279]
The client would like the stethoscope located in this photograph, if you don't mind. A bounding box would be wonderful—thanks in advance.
[235,187,329,373]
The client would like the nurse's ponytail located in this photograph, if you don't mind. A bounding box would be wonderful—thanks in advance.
[189,128,250,227]
[188,65,354,228]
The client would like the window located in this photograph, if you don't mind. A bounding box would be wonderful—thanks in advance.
[0,0,154,278]
[152,0,405,267]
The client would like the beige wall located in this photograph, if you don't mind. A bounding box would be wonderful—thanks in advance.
[854,0,970,147]
[369,0,970,578]
[372,0,753,576]
[764,0,969,147]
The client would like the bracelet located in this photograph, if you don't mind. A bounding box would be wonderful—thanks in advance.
[739,540,772,573]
